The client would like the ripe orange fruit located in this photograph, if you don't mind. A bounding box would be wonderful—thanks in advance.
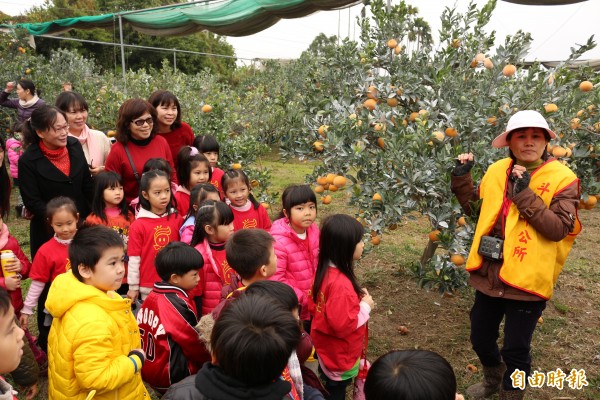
[450,254,465,266]
[432,131,445,141]
[387,97,398,107]
[537,316,544,324]
[544,103,558,113]
[201,104,213,113]
[377,137,385,149]
[260,202,270,209]
[457,216,467,226]
[231,163,242,170]
[316,176,328,186]
[445,127,458,137]
[428,230,440,242]
[372,193,382,202]
[483,58,494,70]
[466,364,478,373]
[363,99,377,111]
[397,325,409,335]
[370,236,381,246]
[106,130,116,138]
[579,80,593,92]
[470,59,479,68]
[475,53,485,62]
[394,45,402,55]
[313,141,324,152]
[318,125,329,137]
[328,185,339,192]
[502,64,516,77]
[552,147,567,158]
[321,195,332,205]
[584,195,597,209]
[333,175,347,188]
[409,112,419,122]
[326,173,336,184]
[387,39,397,49]
[486,116,497,126]
[367,86,379,100]
[250,179,259,188]
[373,123,384,132]
[570,118,581,130]
[315,185,325,194]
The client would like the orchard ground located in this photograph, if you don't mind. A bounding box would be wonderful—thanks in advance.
[9,151,600,399]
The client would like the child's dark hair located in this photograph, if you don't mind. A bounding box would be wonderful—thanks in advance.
[46,196,78,222]
[193,134,220,154]
[190,200,234,247]
[10,122,22,136]
[70,225,125,283]
[148,90,182,129]
[0,136,9,219]
[0,288,11,317]
[142,157,172,176]
[155,242,203,282]
[91,171,128,223]
[364,350,457,400]
[211,294,301,386]
[245,280,298,312]
[139,169,175,214]
[278,184,317,220]
[222,169,260,209]
[312,214,364,303]
[225,229,274,280]
[185,183,219,220]
[176,146,212,190]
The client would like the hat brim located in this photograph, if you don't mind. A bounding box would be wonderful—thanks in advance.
[492,127,556,148]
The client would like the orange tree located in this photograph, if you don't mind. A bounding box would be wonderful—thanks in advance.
[282,0,600,293]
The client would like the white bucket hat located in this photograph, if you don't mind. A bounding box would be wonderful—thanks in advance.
[492,110,556,148]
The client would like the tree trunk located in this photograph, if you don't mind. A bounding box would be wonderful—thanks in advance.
[420,239,438,267]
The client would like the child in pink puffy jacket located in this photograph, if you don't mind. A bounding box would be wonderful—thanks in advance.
[270,184,320,326]
[6,123,23,187]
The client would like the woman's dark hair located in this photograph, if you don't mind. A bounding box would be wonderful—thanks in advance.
[11,122,22,135]
[0,136,10,219]
[22,106,67,148]
[55,91,89,113]
[176,146,212,190]
[46,196,78,222]
[91,171,129,223]
[148,90,182,129]
[193,134,220,153]
[70,225,124,283]
[17,79,37,96]
[364,350,457,400]
[115,98,157,144]
[190,200,234,247]
[312,214,364,303]
[211,294,300,386]
[245,280,299,312]
[278,184,317,220]
[185,183,219,220]
[138,169,175,215]
[222,169,260,209]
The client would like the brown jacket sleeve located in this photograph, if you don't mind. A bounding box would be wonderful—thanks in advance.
[511,181,578,242]
[450,173,479,217]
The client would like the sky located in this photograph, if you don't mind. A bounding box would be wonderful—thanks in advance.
[1,0,599,64]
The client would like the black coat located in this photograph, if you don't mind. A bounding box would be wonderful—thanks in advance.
[18,136,93,258]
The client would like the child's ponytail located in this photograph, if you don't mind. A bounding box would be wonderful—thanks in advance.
[190,200,234,246]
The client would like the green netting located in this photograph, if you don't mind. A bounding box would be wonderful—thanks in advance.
[0,0,361,37]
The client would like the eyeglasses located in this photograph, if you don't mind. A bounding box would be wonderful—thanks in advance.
[53,124,70,133]
[131,117,154,127]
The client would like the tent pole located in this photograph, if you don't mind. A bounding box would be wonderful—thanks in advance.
[118,15,127,94]
[174,49,177,72]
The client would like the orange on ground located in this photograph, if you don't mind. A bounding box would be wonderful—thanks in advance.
[316,176,328,186]
[315,185,325,194]
[328,185,339,192]
[333,175,347,188]
[201,104,213,113]
[370,236,381,246]
[584,195,597,209]
[326,173,336,184]
[321,195,332,205]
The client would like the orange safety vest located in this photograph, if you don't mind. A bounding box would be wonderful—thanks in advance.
[467,158,581,299]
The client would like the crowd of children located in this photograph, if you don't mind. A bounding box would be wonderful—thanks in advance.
[0,89,468,400]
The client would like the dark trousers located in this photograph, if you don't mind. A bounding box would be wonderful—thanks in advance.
[36,283,51,353]
[318,366,351,400]
[470,290,546,390]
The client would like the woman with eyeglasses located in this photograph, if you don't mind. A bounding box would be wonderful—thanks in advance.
[18,105,94,258]
[55,91,111,176]
[105,98,176,204]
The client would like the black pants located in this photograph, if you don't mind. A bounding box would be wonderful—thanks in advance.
[318,366,351,400]
[36,283,51,353]
[470,290,546,390]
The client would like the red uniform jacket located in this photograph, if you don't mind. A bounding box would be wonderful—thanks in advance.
[30,237,70,283]
[230,203,271,232]
[0,227,31,314]
[137,282,210,393]
[157,122,195,171]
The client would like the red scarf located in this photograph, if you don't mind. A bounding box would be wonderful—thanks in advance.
[40,141,70,176]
